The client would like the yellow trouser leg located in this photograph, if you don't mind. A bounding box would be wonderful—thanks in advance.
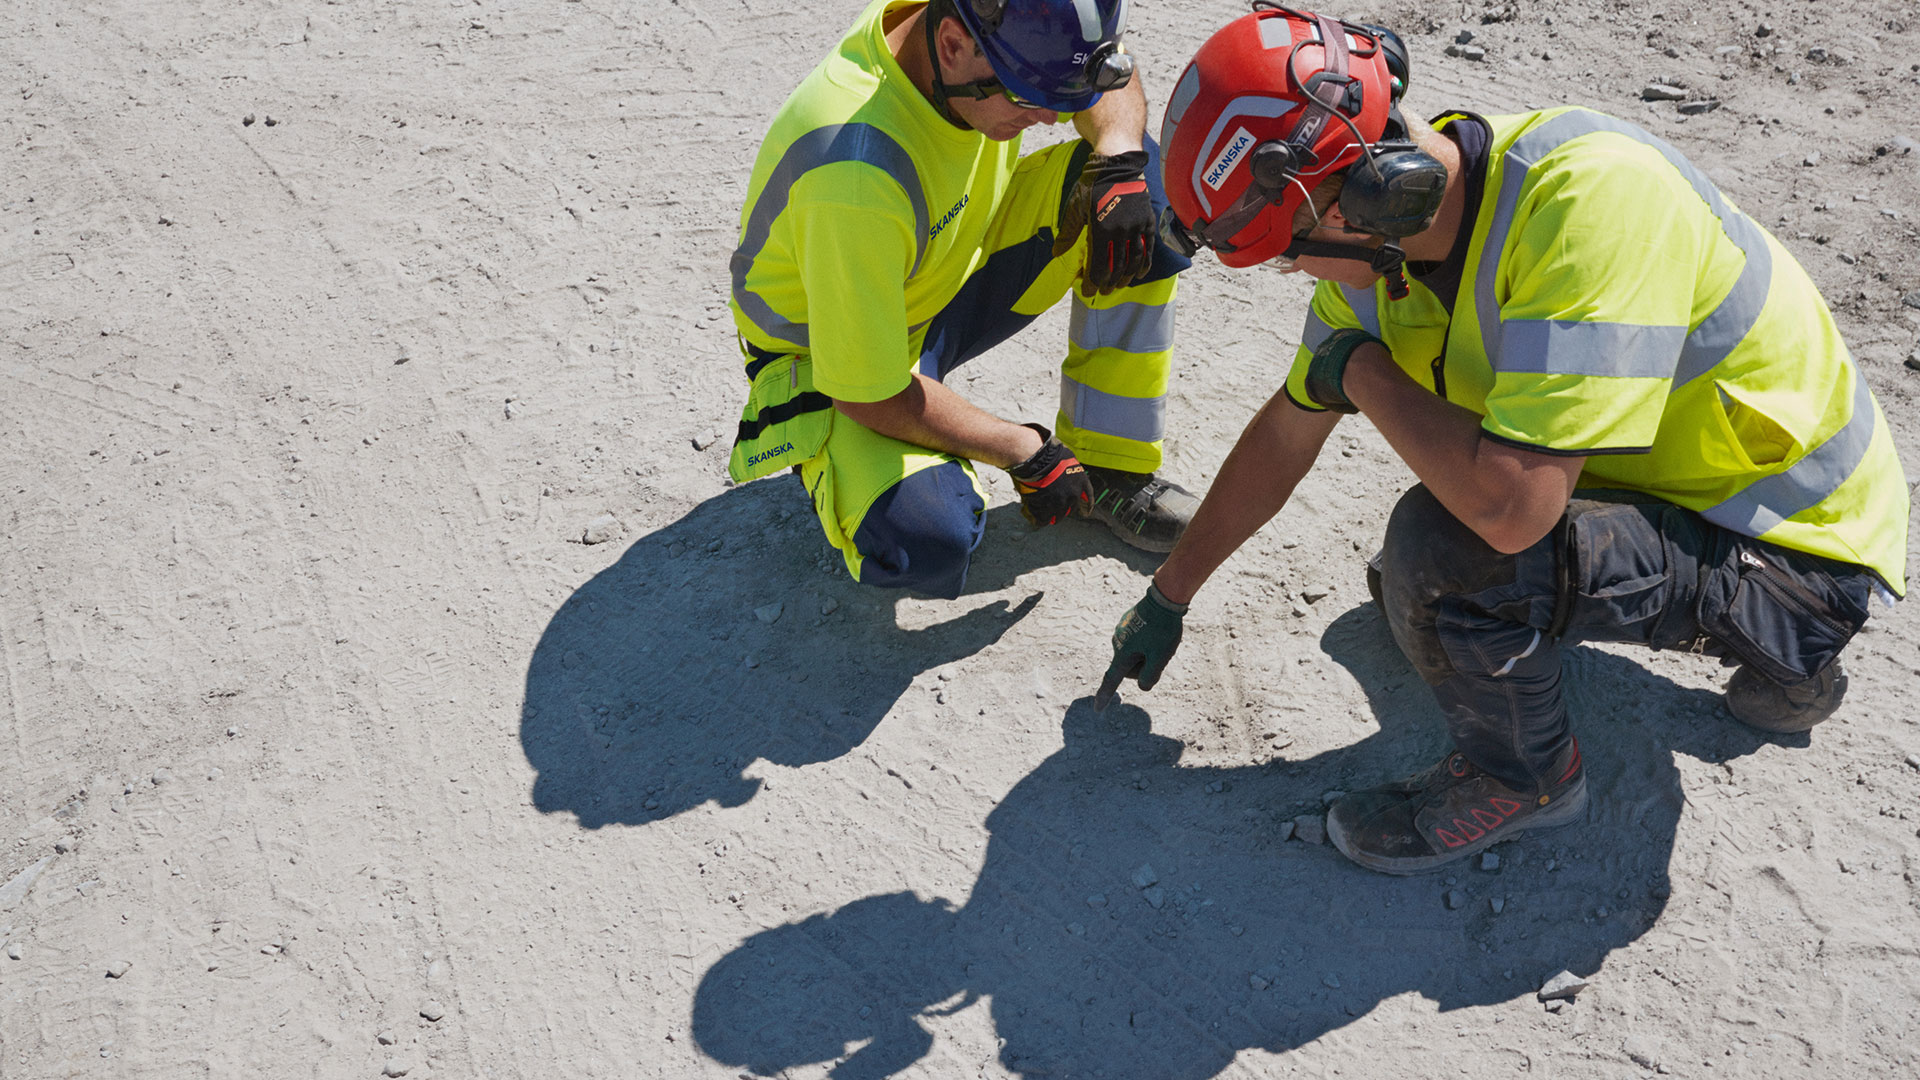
[981,141,1177,475]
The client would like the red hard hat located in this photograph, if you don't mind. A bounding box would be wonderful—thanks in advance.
[1159,5,1402,268]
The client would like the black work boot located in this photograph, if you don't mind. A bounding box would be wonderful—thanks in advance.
[1326,742,1588,876]
[1078,465,1199,553]
[1725,660,1847,733]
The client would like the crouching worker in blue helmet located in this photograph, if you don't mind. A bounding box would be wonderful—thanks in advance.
[726,0,1200,600]
[1097,5,1909,874]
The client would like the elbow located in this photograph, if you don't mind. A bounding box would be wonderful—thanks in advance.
[1463,442,1581,554]
[1469,498,1563,555]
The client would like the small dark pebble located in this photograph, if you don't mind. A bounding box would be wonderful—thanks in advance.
[264,116,278,127]
[242,114,255,126]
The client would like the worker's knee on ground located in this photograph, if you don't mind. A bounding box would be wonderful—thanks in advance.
[851,463,984,600]
[1379,485,1512,636]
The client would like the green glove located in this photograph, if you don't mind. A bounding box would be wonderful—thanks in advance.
[1303,328,1385,414]
[1094,582,1189,711]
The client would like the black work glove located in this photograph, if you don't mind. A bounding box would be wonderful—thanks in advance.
[1095,581,1188,710]
[1052,149,1155,296]
[1005,423,1091,527]
[1303,328,1386,414]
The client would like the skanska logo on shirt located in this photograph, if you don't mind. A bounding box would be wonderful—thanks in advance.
[930,194,969,239]
[1204,127,1257,191]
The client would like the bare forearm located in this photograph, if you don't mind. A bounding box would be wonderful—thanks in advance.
[832,373,1043,469]
[1072,76,1145,156]
[1341,348,1580,553]
[1154,393,1340,604]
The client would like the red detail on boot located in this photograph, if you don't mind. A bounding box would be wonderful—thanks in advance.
[1557,739,1584,785]
[1471,807,1505,829]
[1488,795,1523,816]
[1435,827,1467,848]
[1451,818,1486,842]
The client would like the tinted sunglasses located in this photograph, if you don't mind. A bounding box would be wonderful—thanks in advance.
[945,76,1051,111]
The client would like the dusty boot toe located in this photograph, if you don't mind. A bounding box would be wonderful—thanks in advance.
[1726,661,1846,733]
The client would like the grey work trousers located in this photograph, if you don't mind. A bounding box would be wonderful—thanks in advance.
[1377,485,1878,792]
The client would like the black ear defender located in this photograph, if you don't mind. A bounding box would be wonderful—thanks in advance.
[1330,21,1441,237]
[1361,24,1410,101]
[1337,133,1447,238]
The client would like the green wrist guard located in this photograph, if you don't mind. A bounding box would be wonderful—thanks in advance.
[1304,328,1385,414]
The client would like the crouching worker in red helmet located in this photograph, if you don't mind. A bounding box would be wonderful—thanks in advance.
[725,0,1202,601]
[1097,3,1908,874]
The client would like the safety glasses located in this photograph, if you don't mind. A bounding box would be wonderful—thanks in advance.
[945,40,1135,113]
[945,76,1052,111]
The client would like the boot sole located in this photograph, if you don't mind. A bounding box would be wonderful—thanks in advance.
[1327,777,1590,877]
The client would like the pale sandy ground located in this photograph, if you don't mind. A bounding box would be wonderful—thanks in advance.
[3,1,1919,1078]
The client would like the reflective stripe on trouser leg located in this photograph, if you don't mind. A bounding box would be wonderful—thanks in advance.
[951,137,1183,474]
[799,413,986,594]
[1057,274,1176,473]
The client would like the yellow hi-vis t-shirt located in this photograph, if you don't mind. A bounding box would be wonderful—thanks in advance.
[1288,107,1909,594]
[729,0,1023,403]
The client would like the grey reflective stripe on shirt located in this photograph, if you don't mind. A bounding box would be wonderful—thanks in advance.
[1069,298,1176,354]
[1474,110,1867,538]
[1473,110,1770,384]
[1060,376,1166,443]
[1496,320,1688,377]
[1341,284,1381,338]
[730,123,929,349]
[1673,209,1772,387]
[1301,307,1333,352]
[1700,365,1877,538]
[1299,286,1376,354]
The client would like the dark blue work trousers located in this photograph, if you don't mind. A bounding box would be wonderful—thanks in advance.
[1378,485,1878,792]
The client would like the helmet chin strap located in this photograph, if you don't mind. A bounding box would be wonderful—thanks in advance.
[1282,236,1412,299]
[922,7,976,131]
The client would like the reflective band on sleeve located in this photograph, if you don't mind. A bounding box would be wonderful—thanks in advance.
[1060,375,1166,443]
[730,123,929,348]
[1495,320,1687,377]
[1069,298,1176,354]
[1700,365,1877,538]
[1673,210,1772,388]
[1474,110,1771,386]
[1301,307,1334,352]
[1340,284,1381,338]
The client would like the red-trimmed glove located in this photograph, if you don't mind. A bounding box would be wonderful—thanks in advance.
[1005,423,1092,527]
[1052,149,1155,295]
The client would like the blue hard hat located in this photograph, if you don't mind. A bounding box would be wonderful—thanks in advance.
[953,0,1135,112]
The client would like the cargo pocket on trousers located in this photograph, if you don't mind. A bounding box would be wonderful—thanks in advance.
[1699,544,1870,686]
[1559,502,1676,646]
[728,354,833,484]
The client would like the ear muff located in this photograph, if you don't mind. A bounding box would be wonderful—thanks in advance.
[1336,143,1447,238]
[1361,24,1411,101]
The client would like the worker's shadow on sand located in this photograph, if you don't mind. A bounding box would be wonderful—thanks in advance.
[519,476,1144,829]
[692,604,1779,1079]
